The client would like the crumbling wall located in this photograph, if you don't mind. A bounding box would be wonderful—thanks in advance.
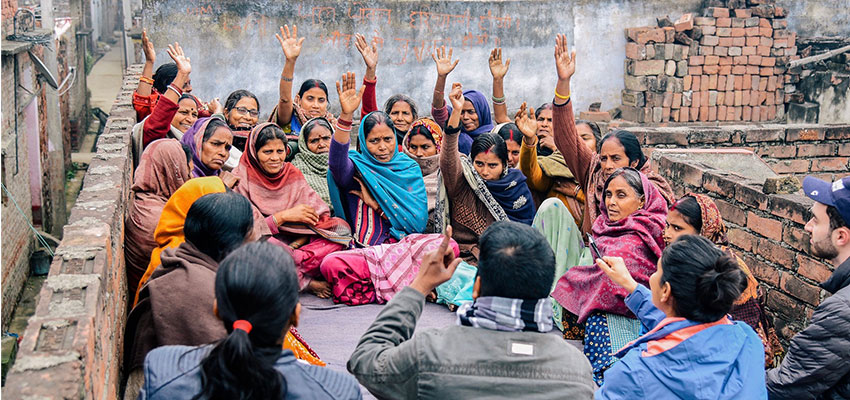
[4,65,140,399]
[786,38,850,124]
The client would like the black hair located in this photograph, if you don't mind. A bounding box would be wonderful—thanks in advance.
[599,130,646,168]
[194,242,299,400]
[827,205,850,231]
[362,111,394,141]
[152,63,178,94]
[224,89,260,114]
[477,221,556,299]
[534,103,553,119]
[660,235,747,323]
[497,123,522,145]
[202,118,231,142]
[603,167,644,199]
[470,133,508,168]
[177,93,198,107]
[181,143,193,166]
[254,124,287,151]
[384,94,419,120]
[297,79,329,98]
[183,192,253,262]
[673,195,703,232]
[407,124,436,145]
[302,118,333,142]
[576,119,603,144]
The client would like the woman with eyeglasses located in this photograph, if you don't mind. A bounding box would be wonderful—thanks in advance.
[223,89,261,151]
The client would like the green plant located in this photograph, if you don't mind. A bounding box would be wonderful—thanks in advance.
[84,52,94,75]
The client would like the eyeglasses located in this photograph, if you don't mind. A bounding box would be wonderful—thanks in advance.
[234,106,259,118]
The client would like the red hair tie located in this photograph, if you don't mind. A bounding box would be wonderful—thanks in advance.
[233,320,252,334]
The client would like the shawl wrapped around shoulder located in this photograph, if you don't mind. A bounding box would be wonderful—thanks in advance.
[552,171,668,323]
[403,118,444,232]
[291,117,334,211]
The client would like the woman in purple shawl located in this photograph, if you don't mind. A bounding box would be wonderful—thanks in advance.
[429,46,494,154]
[180,117,239,187]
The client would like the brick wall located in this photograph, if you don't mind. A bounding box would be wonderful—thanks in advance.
[4,65,141,399]
[648,125,848,341]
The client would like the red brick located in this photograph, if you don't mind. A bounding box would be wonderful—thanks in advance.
[626,42,646,59]
[626,26,653,42]
[704,64,720,74]
[745,26,760,36]
[635,28,667,44]
[780,273,821,306]
[730,28,746,37]
[748,211,784,241]
[825,127,850,140]
[689,66,704,75]
[758,145,797,159]
[768,159,811,174]
[768,194,812,225]
[714,198,747,226]
[746,37,760,46]
[797,143,837,157]
[757,46,771,56]
[767,290,807,322]
[666,159,705,186]
[631,60,666,75]
[703,171,739,197]
[728,227,759,252]
[716,17,732,27]
[759,238,796,267]
[812,157,849,172]
[786,128,824,141]
[783,225,811,254]
[735,183,769,210]
[709,7,730,18]
[838,143,850,156]
[675,13,694,32]
[742,46,757,56]
[742,106,753,121]
[735,9,753,18]
[796,255,833,283]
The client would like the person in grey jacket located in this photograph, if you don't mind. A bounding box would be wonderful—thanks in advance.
[139,241,361,400]
[347,221,595,399]
[767,176,850,400]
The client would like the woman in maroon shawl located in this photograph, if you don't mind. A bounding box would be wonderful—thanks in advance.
[124,139,191,294]
[232,122,352,298]
[551,167,667,385]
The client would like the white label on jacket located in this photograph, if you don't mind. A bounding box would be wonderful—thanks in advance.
[510,342,534,356]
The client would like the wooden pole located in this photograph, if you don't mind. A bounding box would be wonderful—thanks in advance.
[788,44,850,68]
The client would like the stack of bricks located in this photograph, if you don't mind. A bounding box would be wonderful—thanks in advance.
[620,0,799,123]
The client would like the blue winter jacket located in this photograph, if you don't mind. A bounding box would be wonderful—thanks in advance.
[596,285,767,400]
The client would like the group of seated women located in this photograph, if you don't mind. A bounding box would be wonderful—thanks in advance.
[122,29,780,398]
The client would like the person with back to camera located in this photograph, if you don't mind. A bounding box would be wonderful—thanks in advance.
[348,221,595,399]
[595,234,767,399]
[139,241,362,399]
[766,176,850,399]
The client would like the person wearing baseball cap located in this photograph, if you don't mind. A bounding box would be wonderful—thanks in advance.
[767,175,850,399]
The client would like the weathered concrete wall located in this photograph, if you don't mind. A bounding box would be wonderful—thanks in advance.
[4,65,139,400]
[141,0,849,115]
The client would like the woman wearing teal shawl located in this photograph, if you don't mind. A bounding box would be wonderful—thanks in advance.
[320,73,447,305]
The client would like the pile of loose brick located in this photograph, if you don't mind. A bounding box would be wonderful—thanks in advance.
[620,0,799,123]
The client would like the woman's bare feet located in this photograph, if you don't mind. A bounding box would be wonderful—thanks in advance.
[307,280,332,299]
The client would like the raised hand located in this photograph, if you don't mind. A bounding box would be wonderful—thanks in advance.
[142,29,155,64]
[205,97,223,115]
[410,226,461,296]
[514,102,537,140]
[166,42,190,75]
[279,204,320,226]
[488,47,511,80]
[596,256,638,293]
[554,34,576,81]
[432,46,459,77]
[354,33,378,70]
[336,71,364,116]
[448,82,464,110]
[275,25,305,61]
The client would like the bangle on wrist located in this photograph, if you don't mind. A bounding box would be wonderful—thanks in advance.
[272,214,279,226]
[280,75,293,82]
[167,84,182,96]
[554,90,570,101]
[139,76,154,85]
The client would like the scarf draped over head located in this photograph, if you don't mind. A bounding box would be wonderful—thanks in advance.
[181,117,227,177]
[136,176,227,305]
[404,118,444,232]
[457,296,554,333]
[232,122,351,244]
[447,89,494,154]
[291,117,333,209]
[328,111,428,239]
[586,158,675,231]
[552,171,668,322]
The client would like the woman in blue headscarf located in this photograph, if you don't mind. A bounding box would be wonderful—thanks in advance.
[321,72,457,306]
[430,46,495,154]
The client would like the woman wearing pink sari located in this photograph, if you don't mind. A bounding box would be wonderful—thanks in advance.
[551,167,667,385]
[232,122,353,298]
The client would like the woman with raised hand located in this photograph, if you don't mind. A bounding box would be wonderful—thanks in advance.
[430,46,494,154]
[232,122,352,299]
[595,235,766,399]
[138,241,360,400]
[320,72,456,306]
[664,193,782,366]
[439,82,536,262]
[551,35,674,236]
[551,167,668,385]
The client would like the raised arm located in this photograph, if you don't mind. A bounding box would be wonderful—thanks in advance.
[515,103,550,192]
[275,25,304,128]
[354,33,379,115]
[142,43,189,147]
[439,83,466,194]
[430,46,459,127]
[551,34,593,188]
[334,71,364,145]
[136,29,155,98]
[489,47,511,124]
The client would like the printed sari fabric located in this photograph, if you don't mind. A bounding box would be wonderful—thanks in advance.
[135,176,226,306]
[562,311,642,386]
[328,111,428,241]
[551,171,667,323]
[319,233,458,305]
[126,139,191,295]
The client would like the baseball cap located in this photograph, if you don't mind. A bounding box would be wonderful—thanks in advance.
[803,176,850,227]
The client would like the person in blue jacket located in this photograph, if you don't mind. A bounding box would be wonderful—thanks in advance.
[593,234,767,400]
